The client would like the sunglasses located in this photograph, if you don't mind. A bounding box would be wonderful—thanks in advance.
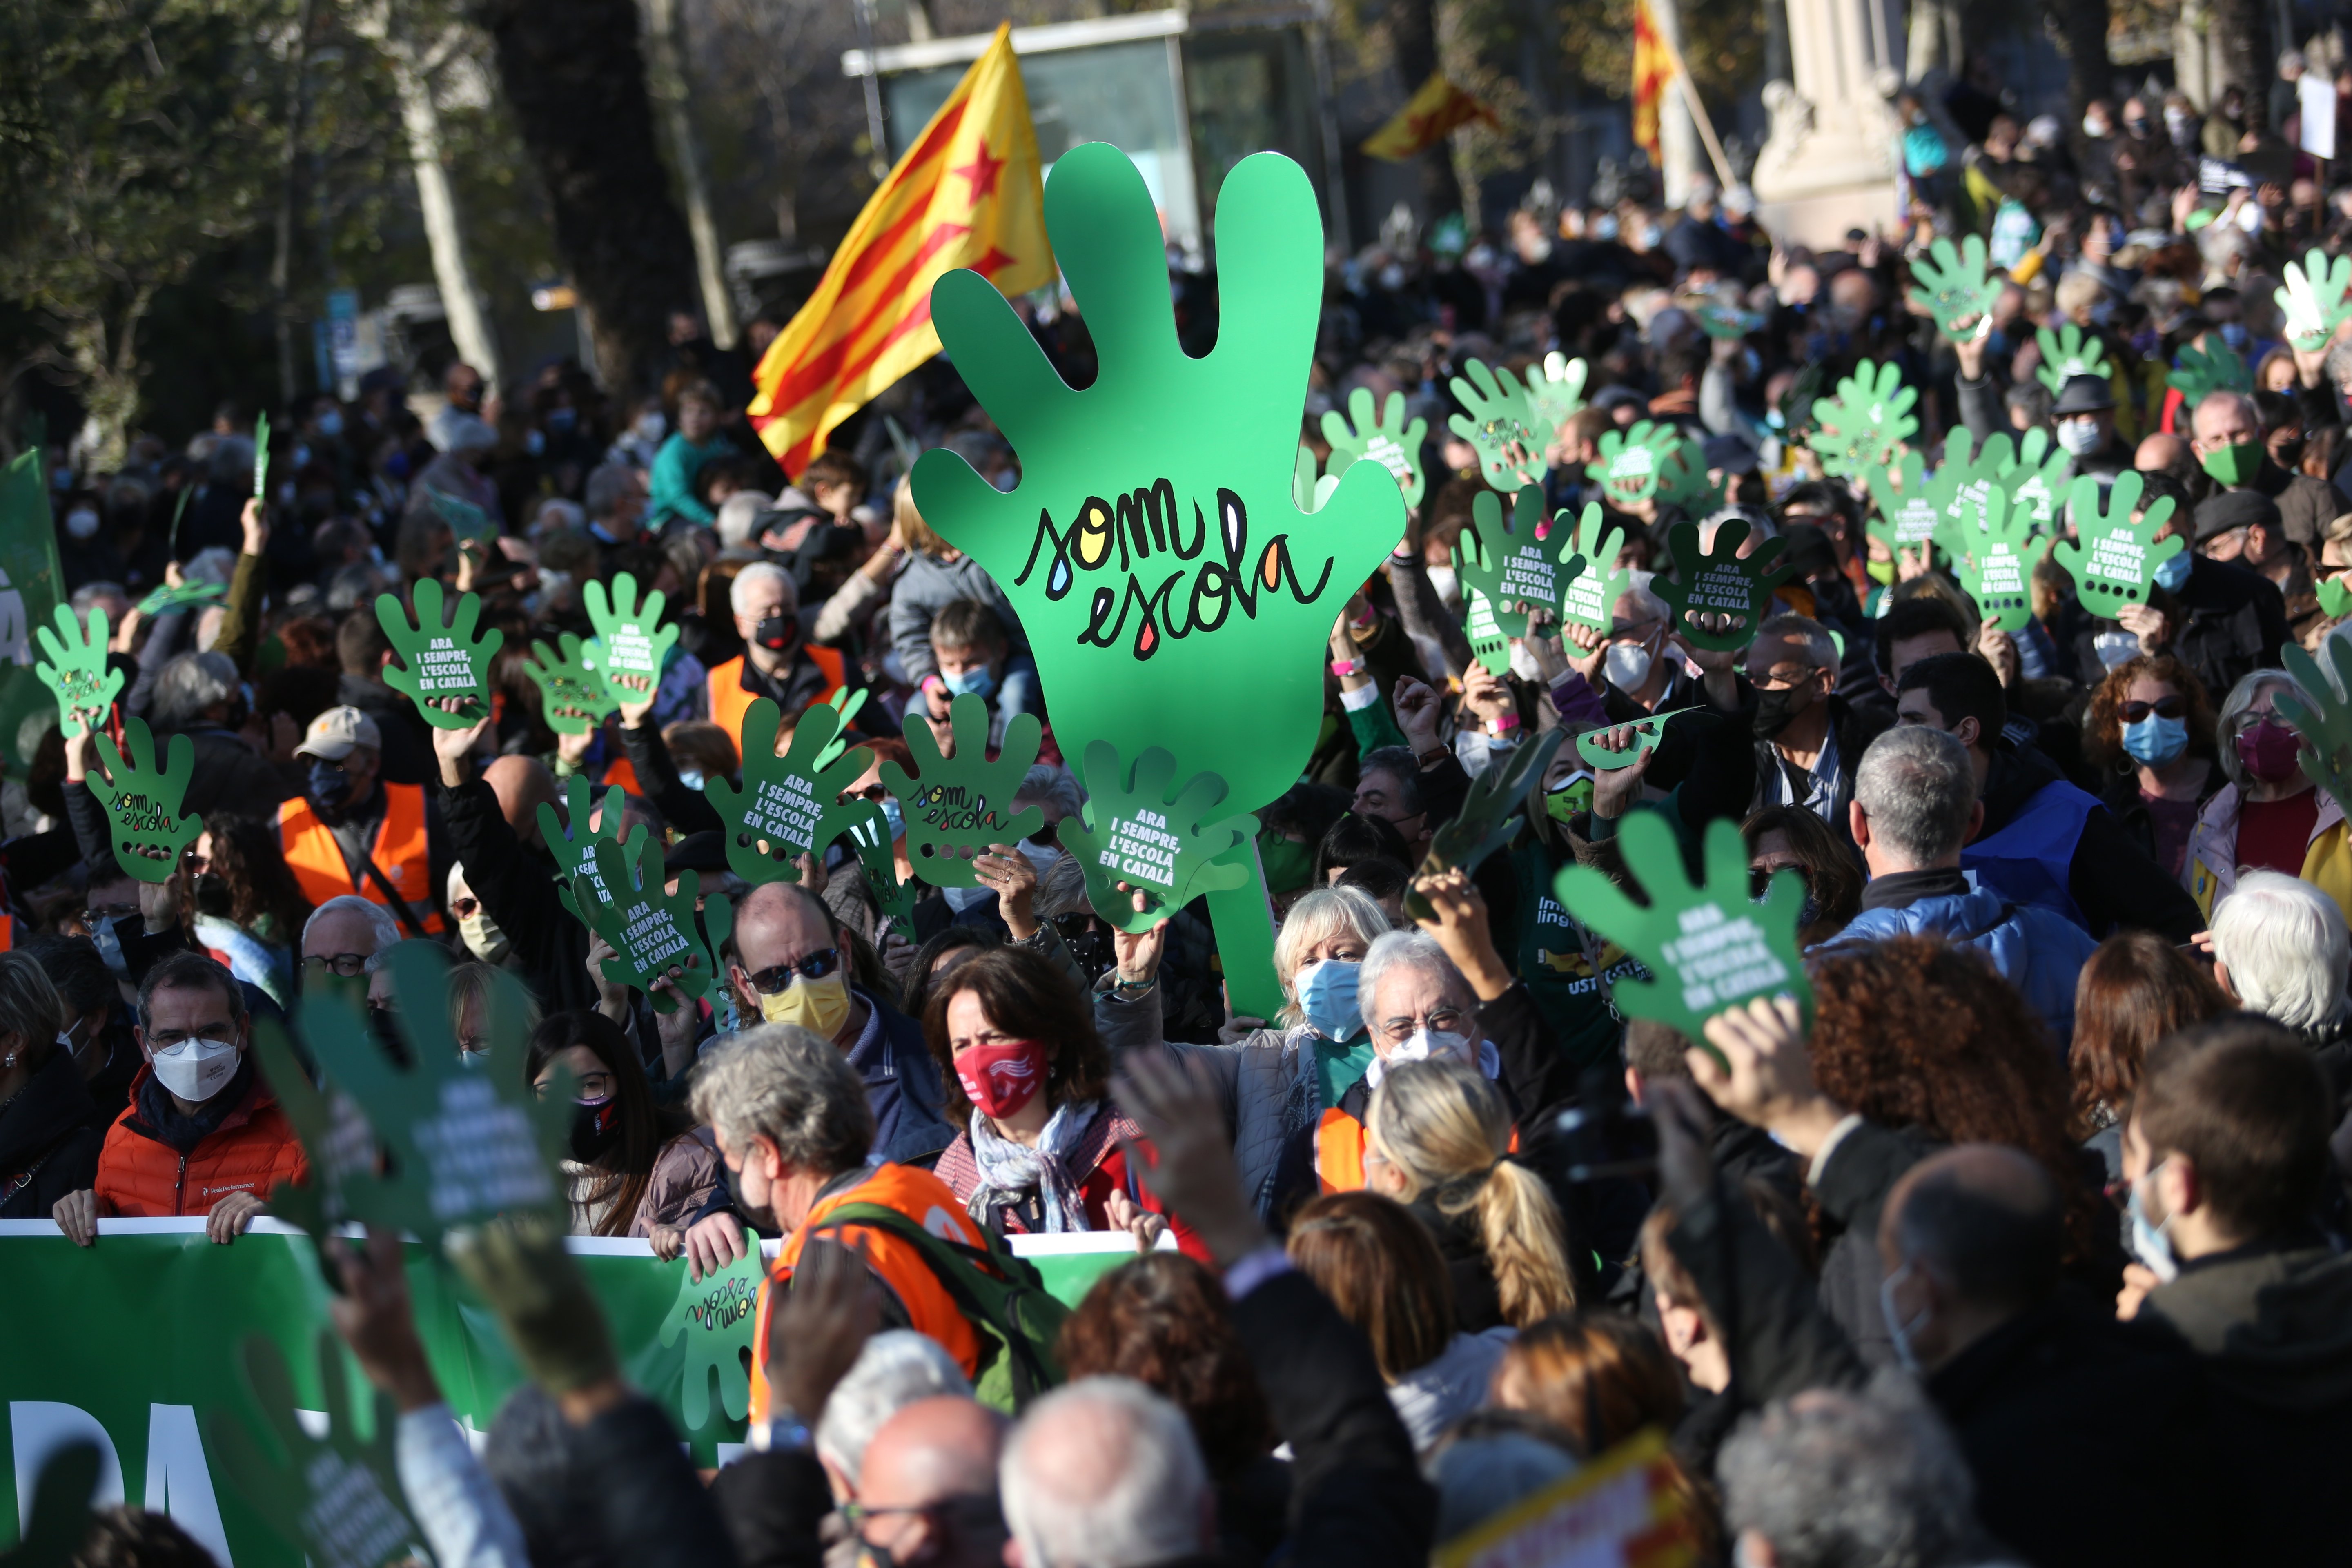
[1751,866,1812,900]
[743,947,842,995]
[2120,696,2188,722]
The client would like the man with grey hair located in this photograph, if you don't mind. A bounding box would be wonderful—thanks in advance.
[1000,1377,1209,1568]
[699,558,858,740]
[2189,385,2336,548]
[1744,611,1887,843]
[145,649,292,819]
[1819,726,2096,1042]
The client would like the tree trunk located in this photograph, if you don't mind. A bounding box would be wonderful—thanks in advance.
[2046,0,2114,130]
[1388,0,1459,220]
[2210,0,2271,98]
[381,19,503,390]
[481,0,700,398]
[641,0,738,349]
[273,0,318,405]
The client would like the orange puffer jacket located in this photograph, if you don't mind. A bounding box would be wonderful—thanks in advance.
[95,1065,310,1218]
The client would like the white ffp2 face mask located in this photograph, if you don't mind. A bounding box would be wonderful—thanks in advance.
[1604,640,1655,691]
[149,1037,239,1103]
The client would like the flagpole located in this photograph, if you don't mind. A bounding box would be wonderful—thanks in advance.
[1648,22,1740,193]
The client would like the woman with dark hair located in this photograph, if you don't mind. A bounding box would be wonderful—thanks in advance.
[1742,804,1863,946]
[924,945,1186,1248]
[2080,653,2219,878]
[525,1010,722,1252]
[2068,931,2230,1178]
[0,952,98,1220]
[1313,812,1414,887]
[901,925,998,1027]
[178,816,315,1006]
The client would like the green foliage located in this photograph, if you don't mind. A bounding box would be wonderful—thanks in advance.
[705,697,884,884]
[1652,518,1795,652]
[88,717,201,883]
[882,693,1046,888]
[1448,357,1555,490]
[1061,741,1254,932]
[1321,387,1428,510]
[376,578,501,729]
[32,602,121,737]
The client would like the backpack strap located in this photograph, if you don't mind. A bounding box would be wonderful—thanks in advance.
[814,1202,1062,1403]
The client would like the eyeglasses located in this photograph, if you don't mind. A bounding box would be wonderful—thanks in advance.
[743,947,841,994]
[303,952,369,978]
[1751,865,1812,899]
[2120,696,2188,722]
[1378,1004,1465,1047]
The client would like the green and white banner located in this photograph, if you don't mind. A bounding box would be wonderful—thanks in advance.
[0,1218,1144,1566]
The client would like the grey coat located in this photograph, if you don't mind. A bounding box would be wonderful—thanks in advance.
[887,552,1027,685]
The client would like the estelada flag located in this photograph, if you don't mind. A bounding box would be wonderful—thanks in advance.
[1632,0,1675,164]
[748,24,1053,477]
[1361,72,1499,162]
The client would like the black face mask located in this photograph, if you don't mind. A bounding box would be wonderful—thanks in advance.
[753,614,800,653]
[368,1006,411,1068]
[570,1096,624,1163]
[1752,685,1815,741]
[725,1161,780,1234]
[194,872,234,919]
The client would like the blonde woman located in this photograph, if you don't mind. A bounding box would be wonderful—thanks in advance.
[1363,1056,1579,1331]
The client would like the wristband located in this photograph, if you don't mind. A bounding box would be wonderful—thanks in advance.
[1329,658,1363,677]
[920,675,947,696]
[1415,744,1451,770]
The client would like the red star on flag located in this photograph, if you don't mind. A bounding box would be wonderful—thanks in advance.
[953,139,1009,205]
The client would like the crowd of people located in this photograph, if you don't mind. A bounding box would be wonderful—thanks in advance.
[17,52,2352,1568]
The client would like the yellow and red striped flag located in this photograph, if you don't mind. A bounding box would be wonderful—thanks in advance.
[1361,73,1499,162]
[1632,0,1675,165]
[748,24,1053,477]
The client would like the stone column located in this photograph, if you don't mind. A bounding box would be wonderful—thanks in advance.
[1751,0,1903,244]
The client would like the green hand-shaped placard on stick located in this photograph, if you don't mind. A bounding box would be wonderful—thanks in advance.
[1907,234,1999,337]
[573,835,732,1011]
[1062,741,1255,932]
[657,1223,765,1430]
[32,603,123,737]
[1577,709,1691,771]
[1448,358,1554,491]
[135,579,226,618]
[1652,519,1796,652]
[1552,812,1813,1051]
[1951,486,2041,633]
[584,570,679,700]
[526,632,619,735]
[706,697,884,884]
[88,717,202,883]
[1553,503,1627,637]
[2050,470,2181,611]
[1321,388,1428,510]
[1403,729,1562,921]
[2274,635,2352,808]
[1455,486,1574,642]
[377,577,501,728]
[1587,420,1682,507]
[882,693,1045,887]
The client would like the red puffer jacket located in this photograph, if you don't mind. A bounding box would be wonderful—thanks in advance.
[95,1064,310,1218]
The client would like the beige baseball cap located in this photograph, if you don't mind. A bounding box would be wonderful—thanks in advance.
[296,705,383,761]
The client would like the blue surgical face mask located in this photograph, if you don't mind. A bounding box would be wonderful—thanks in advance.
[943,664,998,701]
[2152,551,2192,592]
[2121,713,2189,766]
[2219,322,2249,351]
[1879,1260,1932,1374]
[677,768,705,791]
[2127,1161,2180,1282]
[1293,959,1364,1043]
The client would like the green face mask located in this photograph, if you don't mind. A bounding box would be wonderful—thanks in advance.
[1544,773,1595,823]
[1258,831,1315,895]
[2200,440,2264,488]
[1865,555,1897,586]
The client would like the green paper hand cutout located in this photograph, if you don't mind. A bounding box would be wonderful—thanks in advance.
[882,692,1046,886]
[2318,577,2352,621]
[1924,428,1998,561]
[2050,470,2182,610]
[574,836,731,1010]
[253,410,271,501]
[1808,360,1918,478]
[377,577,501,728]
[908,146,1406,838]
[1907,234,1999,337]
[1448,357,1555,491]
[426,485,498,545]
[1951,486,2040,633]
[2033,323,2109,394]
[1655,437,1728,519]
[706,697,884,884]
[1527,352,1590,432]
[2167,341,2252,410]
[1291,445,1322,512]
[250,1012,388,1272]
[1462,584,1510,678]
[1992,427,2070,532]
[810,686,873,773]
[32,603,122,737]
[2274,636,2352,808]
[135,579,226,618]
[1062,740,1254,931]
[210,1333,427,1568]
[526,632,619,735]
[658,1225,764,1430]
[2277,249,2352,352]
[4,1440,101,1568]
[1653,519,1796,651]
[1402,729,1563,921]
[89,717,201,883]
[1321,388,1428,509]
[1696,302,1765,339]
[849,811,921,941]
[1864,450,1942,558]
[1577,709,1691,771]
[584,570,679,699]
[1553,813,1812,1049]
[1554,503,1628,636]
[541,774,644,920]
[1455,486,1571,642]
[1586,419,1683,507]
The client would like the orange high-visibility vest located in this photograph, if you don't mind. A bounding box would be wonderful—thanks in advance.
[278,782,443,933]
[1317,1107,1368,1193]
[600,756,644,799]
[707,648,847,747]
[747,1162,986,1424]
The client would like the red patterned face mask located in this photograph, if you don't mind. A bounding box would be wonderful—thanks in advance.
[954,1039,1049,1120]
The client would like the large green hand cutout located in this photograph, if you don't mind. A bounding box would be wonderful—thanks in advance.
[1554,503,1628,637]
[1062,740,1254,931]
[1448,358,1554,490]
[2277,249,2352,352]
[1655,436,1728,519]
[1809,360,1918,478]
[1992,427,2070,532]
[2050,470,2182,611]
[1455,486,1572,644]
[541,774,645,920]
[526,632,619,736]
[209,1333,428,1568]
[657,1224,764,1430]
[1403,729,1563,921]
[1924,428,1998,561]
[584,570,680,701]
[32,603,122,737]
[426,485,498,546]
[2167,341,2252,411]
[1907,234,1998,337]
[250,1012,389,1277]
[88,717,201,883]
[848,812,921,941]
[135,579,227,618]
[1653,519,1795,651]
[706,697,884,884]
[1526,352,1589,432]
[882,693,1046,887]
[1577,708,1692,771]
[908,146,1405,842]
[573,836,731,1011]
[376,577,501,728]
[2033,323,2109,394]
[2275,636,2352,808]
[1586,419,1683,508]
[1865,450,1942,559]
[1951,486,2040,633]
[1320,388,1428,510]
[1552,812,1813,1047]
